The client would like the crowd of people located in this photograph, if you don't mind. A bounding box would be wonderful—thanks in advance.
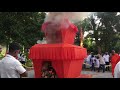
[84,50,120,78]
[84,52,110,73]
[1,42,120,78]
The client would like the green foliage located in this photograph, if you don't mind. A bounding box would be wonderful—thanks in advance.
[0,12,46,49]
[0,12,46,65]
[75,12,120,53]
[25,59,33,67]
[0,54,4,60]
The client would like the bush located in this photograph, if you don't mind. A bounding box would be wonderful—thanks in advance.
[25,59,33,67]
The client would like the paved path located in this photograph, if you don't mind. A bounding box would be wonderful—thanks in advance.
[81,70,113,78]
[27,70,113,78]
[27,70,34,78]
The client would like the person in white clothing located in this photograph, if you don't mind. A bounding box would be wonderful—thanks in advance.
[0,43,28,78]
[114,61,120,78]
[103,52,110,71]
[86,53,92,65]
[94,56,100,71]
[90,55,96,71]
[19,54,26,65]
[98,54,105,73]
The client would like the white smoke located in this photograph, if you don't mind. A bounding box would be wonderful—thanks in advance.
[42,12,92,44]
[44,12,91,23]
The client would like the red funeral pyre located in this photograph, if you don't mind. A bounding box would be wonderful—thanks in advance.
[29,19,87,78]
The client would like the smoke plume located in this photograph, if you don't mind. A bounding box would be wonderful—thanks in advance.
[42,12,91,44]
[44,12,91,23]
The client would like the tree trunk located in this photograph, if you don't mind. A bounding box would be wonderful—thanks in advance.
[97,46,101,54]
[23,45,25,53]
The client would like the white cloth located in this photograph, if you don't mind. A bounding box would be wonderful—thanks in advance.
[86,55,91,62]
[103,55,110,62]
[21,57,25,61]
[20,55,26,62]
[114,61,120,78]
[95,59,100,67]
[86,55,91,64]
[98,54,105,64]
[90,57,96,64]
[17,54,21,61]
[0,54,26,78]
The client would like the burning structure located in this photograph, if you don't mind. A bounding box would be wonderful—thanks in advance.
[29,12,87,78]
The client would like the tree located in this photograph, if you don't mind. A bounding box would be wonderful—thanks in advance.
[75,12,120,54]
[0,12,46,51]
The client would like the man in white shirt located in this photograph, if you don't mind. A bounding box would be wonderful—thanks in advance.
[98,54,105,73]
[95,56,100,68]
[86,52,94,65]
[103,52,110,71]
[86,54,91,65]
[0,43,28,78]
[114,61,120,78]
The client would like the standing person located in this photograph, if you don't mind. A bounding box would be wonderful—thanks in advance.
[84,51,92,69]
[94,56,100,71]
[20,54,26,65]
[103,52,110,71]
[0,43,28,78]
[98,54,105,73]
[90,55,96,71]
[110,50,120,77]
[86,52,92,65]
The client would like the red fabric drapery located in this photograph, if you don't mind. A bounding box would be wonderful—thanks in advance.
[29,43,87,78]
[29,43,87,61]
[52,60,84,78]
[29,19,87,78]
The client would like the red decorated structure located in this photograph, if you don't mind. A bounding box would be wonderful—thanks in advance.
[29,19,87,78]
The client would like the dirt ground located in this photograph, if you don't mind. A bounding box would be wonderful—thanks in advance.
[26,69,113,78]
